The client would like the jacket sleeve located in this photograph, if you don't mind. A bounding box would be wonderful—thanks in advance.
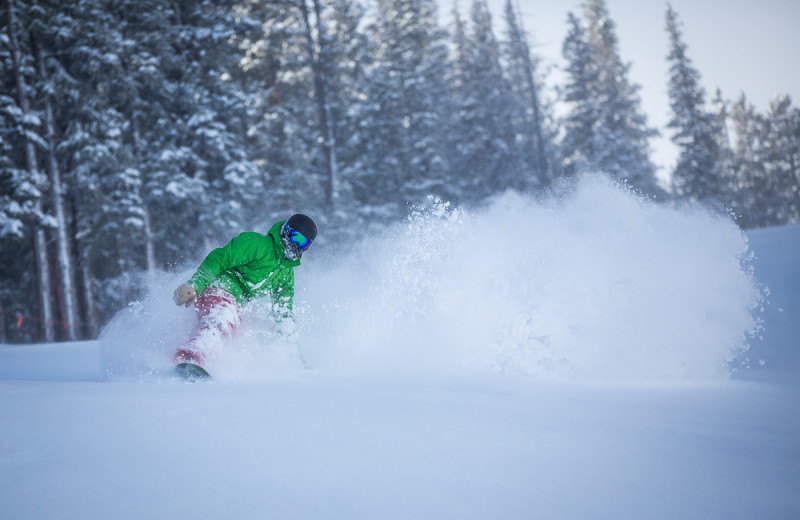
[273,269,295,314]
[187,232,264,294]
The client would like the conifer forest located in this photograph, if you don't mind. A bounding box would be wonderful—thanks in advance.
[1,0,798,342]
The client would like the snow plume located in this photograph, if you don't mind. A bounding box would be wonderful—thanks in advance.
[101,272,306,381]
[100,271,195,380]
[100,175,763,383]
[298,175,764,382]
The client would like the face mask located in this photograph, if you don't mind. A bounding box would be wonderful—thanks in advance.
[282,235,302,260]
[281,221,311,260]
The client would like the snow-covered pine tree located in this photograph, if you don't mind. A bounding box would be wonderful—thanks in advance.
[731,93,767,228]
[257,0,375,241]
[560,0,660,196]
[442,0,471,204]
[708,88,738,207]
[582,0,659,193]
[3,0,55,342]
[760,95,800,225]
[728,94,766,227]
[352,0,453,221]
[726,93,800,228]
[35,0,151,326]
[95,0,203,275]
[0,95,23,240]
[31,8,80,340]
[235,0,327,225]
[559,12,596,180]
[449,0,523,201]
[318,0,372,233]
[299,0,340,215]
[109,0,179,275]
[0,92,32,341]
[234,0,293,191]
[665,4,724,204]
[159,0,260,250]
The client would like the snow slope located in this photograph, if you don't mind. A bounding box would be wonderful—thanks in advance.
[1,177,798,519]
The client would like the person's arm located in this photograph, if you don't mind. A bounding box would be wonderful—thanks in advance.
[187,232,265,294]
[272,269,295,314]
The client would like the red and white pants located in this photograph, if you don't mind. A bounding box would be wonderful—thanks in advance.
[174,286,242,367]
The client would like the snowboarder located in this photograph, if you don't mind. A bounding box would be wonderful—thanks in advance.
[172,214,317,378]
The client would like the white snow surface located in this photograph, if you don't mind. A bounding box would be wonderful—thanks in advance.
[1,176,798,519]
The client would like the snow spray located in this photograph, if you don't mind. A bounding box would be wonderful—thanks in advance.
[100,175,763,383]
[297,175,764,382]
[100,270,307,381]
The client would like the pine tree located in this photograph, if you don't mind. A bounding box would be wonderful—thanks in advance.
[353,0,453,220]
[560,12,596,179]
[0,0,292,338]
[0,92,30,341]
[299,0,340,214]
[113,0,180,274]
[236,0,327,224]
[321,0,372,231]
[3,0,55,341]
[443,0,470,202]
[761,94,800,225]
[726,93,800,228]
[163,0,260,248]
[37,0,149,323]
[709,89,737,195]
[559,0,660,195]
[0,94,25,240]
[31,5,81,340]
[729,94,766,227]
[449,0,523,200]
[665,4,723,203]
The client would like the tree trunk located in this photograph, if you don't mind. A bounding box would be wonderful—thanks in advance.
[144,210,157,275]
[81,263,100,338]
[0,301,7,343]
[6,0,55,342]
[300,0,339,213]
[70,195,100,339]
[132,116,157,275]
[34,34,79,341]
[506,0,549,184]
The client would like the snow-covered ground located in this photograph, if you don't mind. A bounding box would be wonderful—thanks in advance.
[2,177,798,519]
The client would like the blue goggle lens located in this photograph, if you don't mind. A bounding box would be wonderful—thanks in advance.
[290,230,311,250]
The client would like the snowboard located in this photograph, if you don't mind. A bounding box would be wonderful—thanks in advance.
[175,362,211,382]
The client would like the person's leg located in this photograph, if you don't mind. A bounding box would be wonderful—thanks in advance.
[174,286,242,367]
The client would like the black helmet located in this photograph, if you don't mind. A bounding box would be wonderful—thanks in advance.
[281,214,317,260]
[287,214,317,242]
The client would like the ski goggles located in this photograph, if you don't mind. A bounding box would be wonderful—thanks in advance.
[286,226,312,251]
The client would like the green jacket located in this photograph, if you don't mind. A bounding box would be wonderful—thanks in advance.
[187,220,300,309]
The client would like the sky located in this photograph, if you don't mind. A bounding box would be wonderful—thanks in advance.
[453,0,800,177]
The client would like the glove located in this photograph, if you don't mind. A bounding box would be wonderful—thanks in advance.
[173,283,198,307]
